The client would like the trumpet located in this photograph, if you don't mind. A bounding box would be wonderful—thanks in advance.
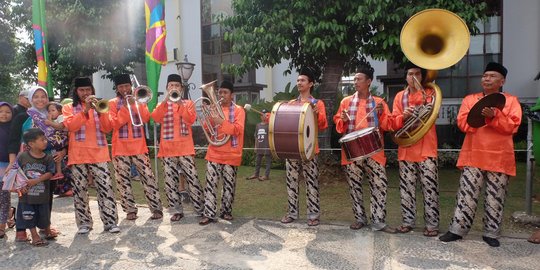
[169,89,182,102]
[88,96,109,113]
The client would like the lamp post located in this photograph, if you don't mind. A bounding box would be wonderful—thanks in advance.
[175,54,196,99]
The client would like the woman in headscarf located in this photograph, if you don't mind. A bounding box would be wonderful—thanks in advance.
[10,86,62,241]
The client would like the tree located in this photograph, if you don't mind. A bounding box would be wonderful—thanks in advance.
[222,0,489,146]
[12,0,145,98]
[0,1,22,103]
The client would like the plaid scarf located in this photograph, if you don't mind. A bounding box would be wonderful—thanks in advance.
[73,104,107,147]
[163,101,188,140]
[116,98,142,139]
[229,102,238,148]
[347,93,378,133]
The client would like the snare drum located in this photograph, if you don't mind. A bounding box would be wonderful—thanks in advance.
[338,127,383,161]
[269,102,317,161]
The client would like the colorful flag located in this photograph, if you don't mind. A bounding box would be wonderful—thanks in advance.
[145,0,167,111]
[32,0,53,98]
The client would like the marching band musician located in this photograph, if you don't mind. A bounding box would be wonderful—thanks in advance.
[199,80,245,225]
[391,62,440,237]
[439,62,522,247]
[280,68,328,227]
[151,74,203,222]
[333,68,396,233]
[108,74,163,221]
[62,77,120,234]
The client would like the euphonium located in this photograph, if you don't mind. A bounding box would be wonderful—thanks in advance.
[194,80,230,146]
[393,9,470,147]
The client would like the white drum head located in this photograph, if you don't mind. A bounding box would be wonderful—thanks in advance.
[298,104,316,160]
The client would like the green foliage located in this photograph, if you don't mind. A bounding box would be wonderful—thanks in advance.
[222,0,488,78]
[0,1,22,103]
[11,0,145,98]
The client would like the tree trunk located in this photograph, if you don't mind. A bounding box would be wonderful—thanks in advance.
[318,51,346,149]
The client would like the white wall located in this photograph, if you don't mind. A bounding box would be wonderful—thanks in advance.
[503,0,540,99]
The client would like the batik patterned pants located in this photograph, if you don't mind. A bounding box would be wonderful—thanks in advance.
[113,154,162,215]
[162,156,203,215]
[448,166,509,238]
[71,163,118,229]
[202,161,237,219]
[284,156,320,220]
[398,157,439,230]
[345,157,389,230]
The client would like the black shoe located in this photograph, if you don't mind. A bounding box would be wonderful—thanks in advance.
[482,236,500,247]
[439,232,463,242]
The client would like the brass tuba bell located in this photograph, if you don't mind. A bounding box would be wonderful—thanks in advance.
[393,9,470,147]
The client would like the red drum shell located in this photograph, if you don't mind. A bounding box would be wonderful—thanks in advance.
[269,102,317,161]
[339,127,383,161]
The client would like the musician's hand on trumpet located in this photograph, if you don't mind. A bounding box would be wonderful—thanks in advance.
[84,95,97,113]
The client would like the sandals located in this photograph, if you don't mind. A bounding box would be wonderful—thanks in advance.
[151,211,163,220]
[349,221,364,230]
[15,231,30,242]
[32,238,48,247]
[220,213,233,221]
[528,230,540,244]
[280,216,295,224]
[423,228,439,237]
[126,212,138,220]
[396,225,413,233]
[170,213,184,222]
[199,217,216,226]
[307,218,320,227]
[44,228,59,240]
[246,175,259,180]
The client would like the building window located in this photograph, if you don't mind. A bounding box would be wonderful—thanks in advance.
[437,14,502,98]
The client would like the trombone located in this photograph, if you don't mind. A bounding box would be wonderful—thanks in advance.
[126,75,153,127]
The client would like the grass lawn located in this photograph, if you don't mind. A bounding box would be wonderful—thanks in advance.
[95,159,540,235]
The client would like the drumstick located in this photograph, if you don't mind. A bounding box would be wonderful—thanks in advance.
[353,101,383,130]
[243,104,264,116]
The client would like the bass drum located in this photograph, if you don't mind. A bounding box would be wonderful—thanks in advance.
[269,102,317,161]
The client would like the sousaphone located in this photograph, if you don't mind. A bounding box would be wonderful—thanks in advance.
[394,9,470,146]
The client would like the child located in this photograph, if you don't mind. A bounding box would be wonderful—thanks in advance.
[16,128,55,246]
[0,102,14,238]
[44,102,66,180]
[246,110,272,181]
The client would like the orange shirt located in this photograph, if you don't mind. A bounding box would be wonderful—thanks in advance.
[107,97,150,157]
[313,99,328,154]
[456,92,522,176]
[151,100,196,157]
[205,104,245,166]
[391,88,438,162]
[62,103,112,165]
[334,95,392,166]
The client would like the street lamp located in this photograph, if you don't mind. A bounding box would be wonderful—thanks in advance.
[175,54,196,99]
